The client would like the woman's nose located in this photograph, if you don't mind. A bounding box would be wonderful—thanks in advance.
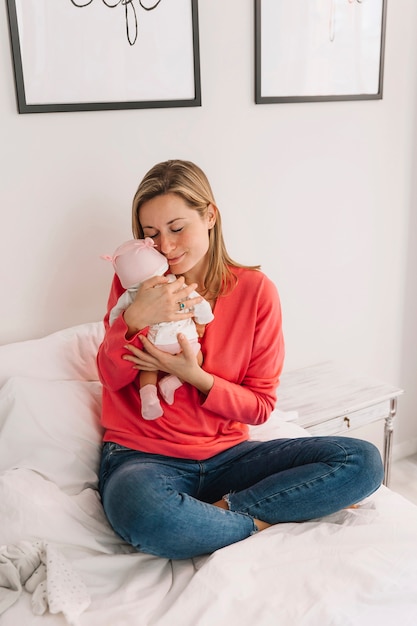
[159,233,175,255]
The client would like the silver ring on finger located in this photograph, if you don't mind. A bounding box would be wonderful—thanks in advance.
[178,301,185,312]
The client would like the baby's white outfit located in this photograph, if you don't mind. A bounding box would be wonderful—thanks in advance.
[109,274,214,348]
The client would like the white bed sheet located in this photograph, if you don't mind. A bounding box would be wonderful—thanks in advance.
[1,323,417,626]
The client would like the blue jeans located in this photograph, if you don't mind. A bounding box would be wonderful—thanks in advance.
[98,437,383,560]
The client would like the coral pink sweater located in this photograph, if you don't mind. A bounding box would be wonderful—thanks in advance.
[97,267,285,460]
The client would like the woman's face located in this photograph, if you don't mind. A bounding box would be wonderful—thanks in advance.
[139,193,216,283]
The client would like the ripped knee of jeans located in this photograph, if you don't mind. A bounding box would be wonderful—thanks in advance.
[222,493,232,509]
[222,493,259,535]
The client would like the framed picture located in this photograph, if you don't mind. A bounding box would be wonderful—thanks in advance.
[255,0,387,104]
[6,0,201,114]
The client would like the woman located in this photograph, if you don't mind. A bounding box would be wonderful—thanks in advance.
[97,159,383,560]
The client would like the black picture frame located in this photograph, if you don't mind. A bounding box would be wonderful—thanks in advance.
[255,0,387,104]
[6,0,201,114]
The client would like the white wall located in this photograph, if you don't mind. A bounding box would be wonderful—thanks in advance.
[1,1,416,455]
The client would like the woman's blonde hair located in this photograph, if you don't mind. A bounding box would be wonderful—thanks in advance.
[132,159,260,299]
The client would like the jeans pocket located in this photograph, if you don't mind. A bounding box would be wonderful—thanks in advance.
[99,442,133,493]
[99,443,116,492]
[105,442,125,455]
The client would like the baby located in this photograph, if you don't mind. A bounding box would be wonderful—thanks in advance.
[103,238,214,419]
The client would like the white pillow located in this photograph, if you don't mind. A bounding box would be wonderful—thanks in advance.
[0,365,307,502]
[0,322,105,387]
[0,376,103,495]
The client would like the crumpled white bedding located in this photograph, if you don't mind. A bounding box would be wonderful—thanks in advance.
[1,322,417,626]
[0,540,90,622]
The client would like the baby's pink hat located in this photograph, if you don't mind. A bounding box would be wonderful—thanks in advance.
[103,238,168,288]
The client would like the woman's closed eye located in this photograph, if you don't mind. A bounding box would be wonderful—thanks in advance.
[144,227,183,239]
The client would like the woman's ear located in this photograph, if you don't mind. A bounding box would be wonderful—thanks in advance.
[207,203,217,229]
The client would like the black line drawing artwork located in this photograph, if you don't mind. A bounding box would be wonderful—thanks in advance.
[255,0,386,104]
[69,0,163,46]
[6,0,201,113]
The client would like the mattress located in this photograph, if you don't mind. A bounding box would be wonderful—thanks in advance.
[1,322,416,626]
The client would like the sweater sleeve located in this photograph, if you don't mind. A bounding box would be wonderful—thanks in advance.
[97,275,146,391]
[200,272,285,426]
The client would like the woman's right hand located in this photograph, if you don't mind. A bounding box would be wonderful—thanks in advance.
[123,275,203,336]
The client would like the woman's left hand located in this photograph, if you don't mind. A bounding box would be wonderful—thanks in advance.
[123,334,214,395]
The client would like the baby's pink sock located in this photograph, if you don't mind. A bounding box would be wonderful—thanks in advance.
[139,384,163,420]
[159,376,182,405]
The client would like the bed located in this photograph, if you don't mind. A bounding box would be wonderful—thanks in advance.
[1,322,417,626]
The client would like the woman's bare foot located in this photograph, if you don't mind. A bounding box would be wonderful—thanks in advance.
[213,499,272,531]
[213,499,228,510]
[253,519,272,531]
